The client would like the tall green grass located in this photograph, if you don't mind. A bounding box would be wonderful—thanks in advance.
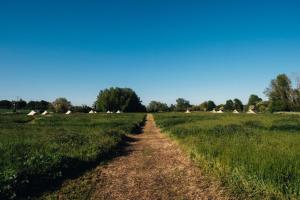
[0,113,145,199]
[154,113,300,199]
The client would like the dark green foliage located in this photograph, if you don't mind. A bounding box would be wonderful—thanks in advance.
[0,113,145,199]
[265,74,296,112]
[71,105,92,113]
[175,98,190,111]
[16,99,27,110]
[26,100,51,112]
[233,98,243,112]
[207,100,216,111]
[247,94,262,108]
[224,99,234,111]
[169,104,176,111]
[95,87,146,112]
[52,98,72,113]
[147,101,169,112]
[0,100,12,109]
[199,101,208,111]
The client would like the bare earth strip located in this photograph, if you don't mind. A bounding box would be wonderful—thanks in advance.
[90,114,232,200]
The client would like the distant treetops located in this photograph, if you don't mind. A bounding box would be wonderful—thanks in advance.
[147,73,300,113]
[95,87,146,112]
[1,73,299,114]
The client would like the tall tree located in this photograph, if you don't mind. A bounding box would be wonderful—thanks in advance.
[26,100,50,111]
[247,94,262,109]
[224,99,234,111]
[265,74,293,112]
[95,87,146,112]
[199,101,208,111]
[233,98,244,111]
[169,104,176,111]
[207,100,216,111]
[147,101,169,112]
[0,100,12,109]
[52,98,72,113]
[17,99,27,109]
[175,98,190,111]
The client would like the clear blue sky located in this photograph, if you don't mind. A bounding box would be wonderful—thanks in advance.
[1,0,300,106]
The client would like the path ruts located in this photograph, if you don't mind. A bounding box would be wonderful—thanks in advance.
[90,114,232,200]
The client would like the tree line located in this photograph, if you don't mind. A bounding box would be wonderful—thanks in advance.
[0,87,146,113]
[147,73,300,113]
[1,73,299,113]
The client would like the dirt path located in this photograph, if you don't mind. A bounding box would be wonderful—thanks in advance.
[90,114,232,200]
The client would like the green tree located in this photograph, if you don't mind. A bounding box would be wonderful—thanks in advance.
[175,98,190,111]
[0,100,12,109]
[72,105,92,113]
[52,98,71,113]
[27,100,50,112]
[95,87,146,112]
[265,74,293,112]
[256,101,269,113]
[169,104,176,111]
[216,104,224,111]
[207,100,216,111]
[224,99,234,111]
[147,101,169,112]
[16,99,27,109]
[247,94,262,110]
[292,89,300,111]
[233,98,243,111]
[199,101,208,111]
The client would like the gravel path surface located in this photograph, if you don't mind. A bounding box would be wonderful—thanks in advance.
[90,114,232,200]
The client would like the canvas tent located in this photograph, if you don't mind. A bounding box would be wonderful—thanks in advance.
[211,109,217,113]
[89,110,95,114]
[185,110,191,113]
[233,109,239,114]
[116,110,121,114]
[41,110,48,115]
[27,110,37,116]
[65,110,71,115]
[106,111,112,114]
[247,109,256,114]
[216,110,224,113]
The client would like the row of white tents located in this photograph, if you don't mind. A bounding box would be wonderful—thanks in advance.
[27,110,122,116]
[106,110,122,114]
[27,110,72,116]
[185,109,257,114]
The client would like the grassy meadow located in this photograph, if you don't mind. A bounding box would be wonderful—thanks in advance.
[0,113,145,199]
[154,112,300,200]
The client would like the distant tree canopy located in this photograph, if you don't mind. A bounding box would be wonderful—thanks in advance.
[265,74,300,112]
[0,100,12,109]
[248,94,262,106]
[52,98,72,113]
[27,100,51,111]
[217,104,224,111]
[14,99,27,110]
[175,98,191,111]
[169,104,176,111]
[72,105,92,113]
[233,98,244,111]
[224,99,234,111]
[199,101,208,111]
[147,101,169,112]
[0,99,51,112]
[207,100,216,111]
[95,87,146,112]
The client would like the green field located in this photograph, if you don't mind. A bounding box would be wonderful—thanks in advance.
[154,113,300,200]
[0,113,145,199]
